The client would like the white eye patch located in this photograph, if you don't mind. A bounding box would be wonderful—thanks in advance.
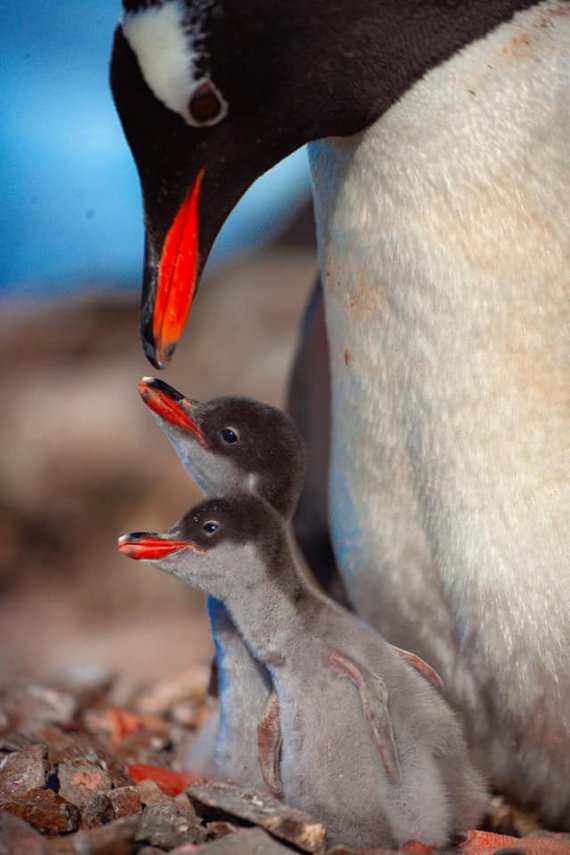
[122,0,227,126]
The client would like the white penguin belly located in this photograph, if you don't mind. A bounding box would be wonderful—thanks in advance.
[309,0,570,822]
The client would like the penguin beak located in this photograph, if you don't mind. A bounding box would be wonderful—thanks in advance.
[118,532,204,561]
[111,27,280,370]
[137,377,207,447]
[142,169,206,370]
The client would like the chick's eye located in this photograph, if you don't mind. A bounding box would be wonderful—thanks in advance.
[188,81,224,125]
[220,427,238,444]
[203,521,219,534]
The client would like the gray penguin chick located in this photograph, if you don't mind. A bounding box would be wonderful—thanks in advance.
[138,377,444,791]
[119,494,487,849]
[138,376,305,789]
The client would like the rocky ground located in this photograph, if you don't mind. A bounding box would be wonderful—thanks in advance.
[1,669,569,855]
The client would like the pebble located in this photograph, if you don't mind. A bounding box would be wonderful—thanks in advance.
[58,762,113,809]
[193,827,303,855]
[186,782,326,853]
[206,821,241,840]
[0,788,80,835]
[0,811,50,855]
[108,785,141,819]
[49,814,140,855]
[80,793,115,828]
[0,745,48,794]
[136,779,173,807]
[135,802,206,849]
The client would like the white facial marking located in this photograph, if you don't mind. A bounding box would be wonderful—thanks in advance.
[122,0,227,126]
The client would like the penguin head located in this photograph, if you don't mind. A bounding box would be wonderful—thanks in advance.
[110,0,383,368]
[118,493,283,599]
[138,377,305,517]
[112,0,530,368]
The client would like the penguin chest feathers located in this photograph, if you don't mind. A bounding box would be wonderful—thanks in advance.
[308,0,570,732]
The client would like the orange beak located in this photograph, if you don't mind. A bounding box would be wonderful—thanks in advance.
[137,377,207,447]
[150,168,206,369]
[118,533,204,561]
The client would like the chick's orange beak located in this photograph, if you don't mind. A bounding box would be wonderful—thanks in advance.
[118,533,202,561]
[137,377,207,447]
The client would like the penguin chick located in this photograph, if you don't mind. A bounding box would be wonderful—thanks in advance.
[138,376,444,790]
[138,377,307,790]
[118,494,487,849]
[139,377,312,787]
[138,377,305,518]
[138,377,443,687]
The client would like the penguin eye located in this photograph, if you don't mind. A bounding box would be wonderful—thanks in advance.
[188,81,225,126]
[203,521,219,534]
[220,427,239,445]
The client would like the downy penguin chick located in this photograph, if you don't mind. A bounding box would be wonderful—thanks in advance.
[138,376,305,789]
[118,494,487,850]
[138,377,445,790]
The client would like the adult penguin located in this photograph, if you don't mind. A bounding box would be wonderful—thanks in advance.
[110,0,570,827]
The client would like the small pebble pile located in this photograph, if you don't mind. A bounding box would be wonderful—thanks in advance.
[1,670,567,855]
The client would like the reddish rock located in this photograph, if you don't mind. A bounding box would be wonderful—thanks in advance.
[128,763,195,796]
[0,788,80,835]
[135,802,205,849]
[108,785,141,819]
[0,811,50,855]
[58,762,112,808]
[84,707,167,752]
[186,782,326,853]
[112,727,170,766]
[0,745,48,794]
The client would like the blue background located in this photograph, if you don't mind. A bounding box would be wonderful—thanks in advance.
[0,1,311,299]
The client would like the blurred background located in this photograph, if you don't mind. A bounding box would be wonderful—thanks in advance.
[1,0,316,695]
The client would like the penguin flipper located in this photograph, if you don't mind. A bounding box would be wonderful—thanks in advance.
[390,644,444,690]
[323,647,401,784]
[257,690,282,797]
[287,276,349,605]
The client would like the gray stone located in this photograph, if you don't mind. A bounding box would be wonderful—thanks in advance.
[191,828,299,854]
[49,814,140,855]
[186,782,325,853]
[136,803,205,850]
[80,794,115,829]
